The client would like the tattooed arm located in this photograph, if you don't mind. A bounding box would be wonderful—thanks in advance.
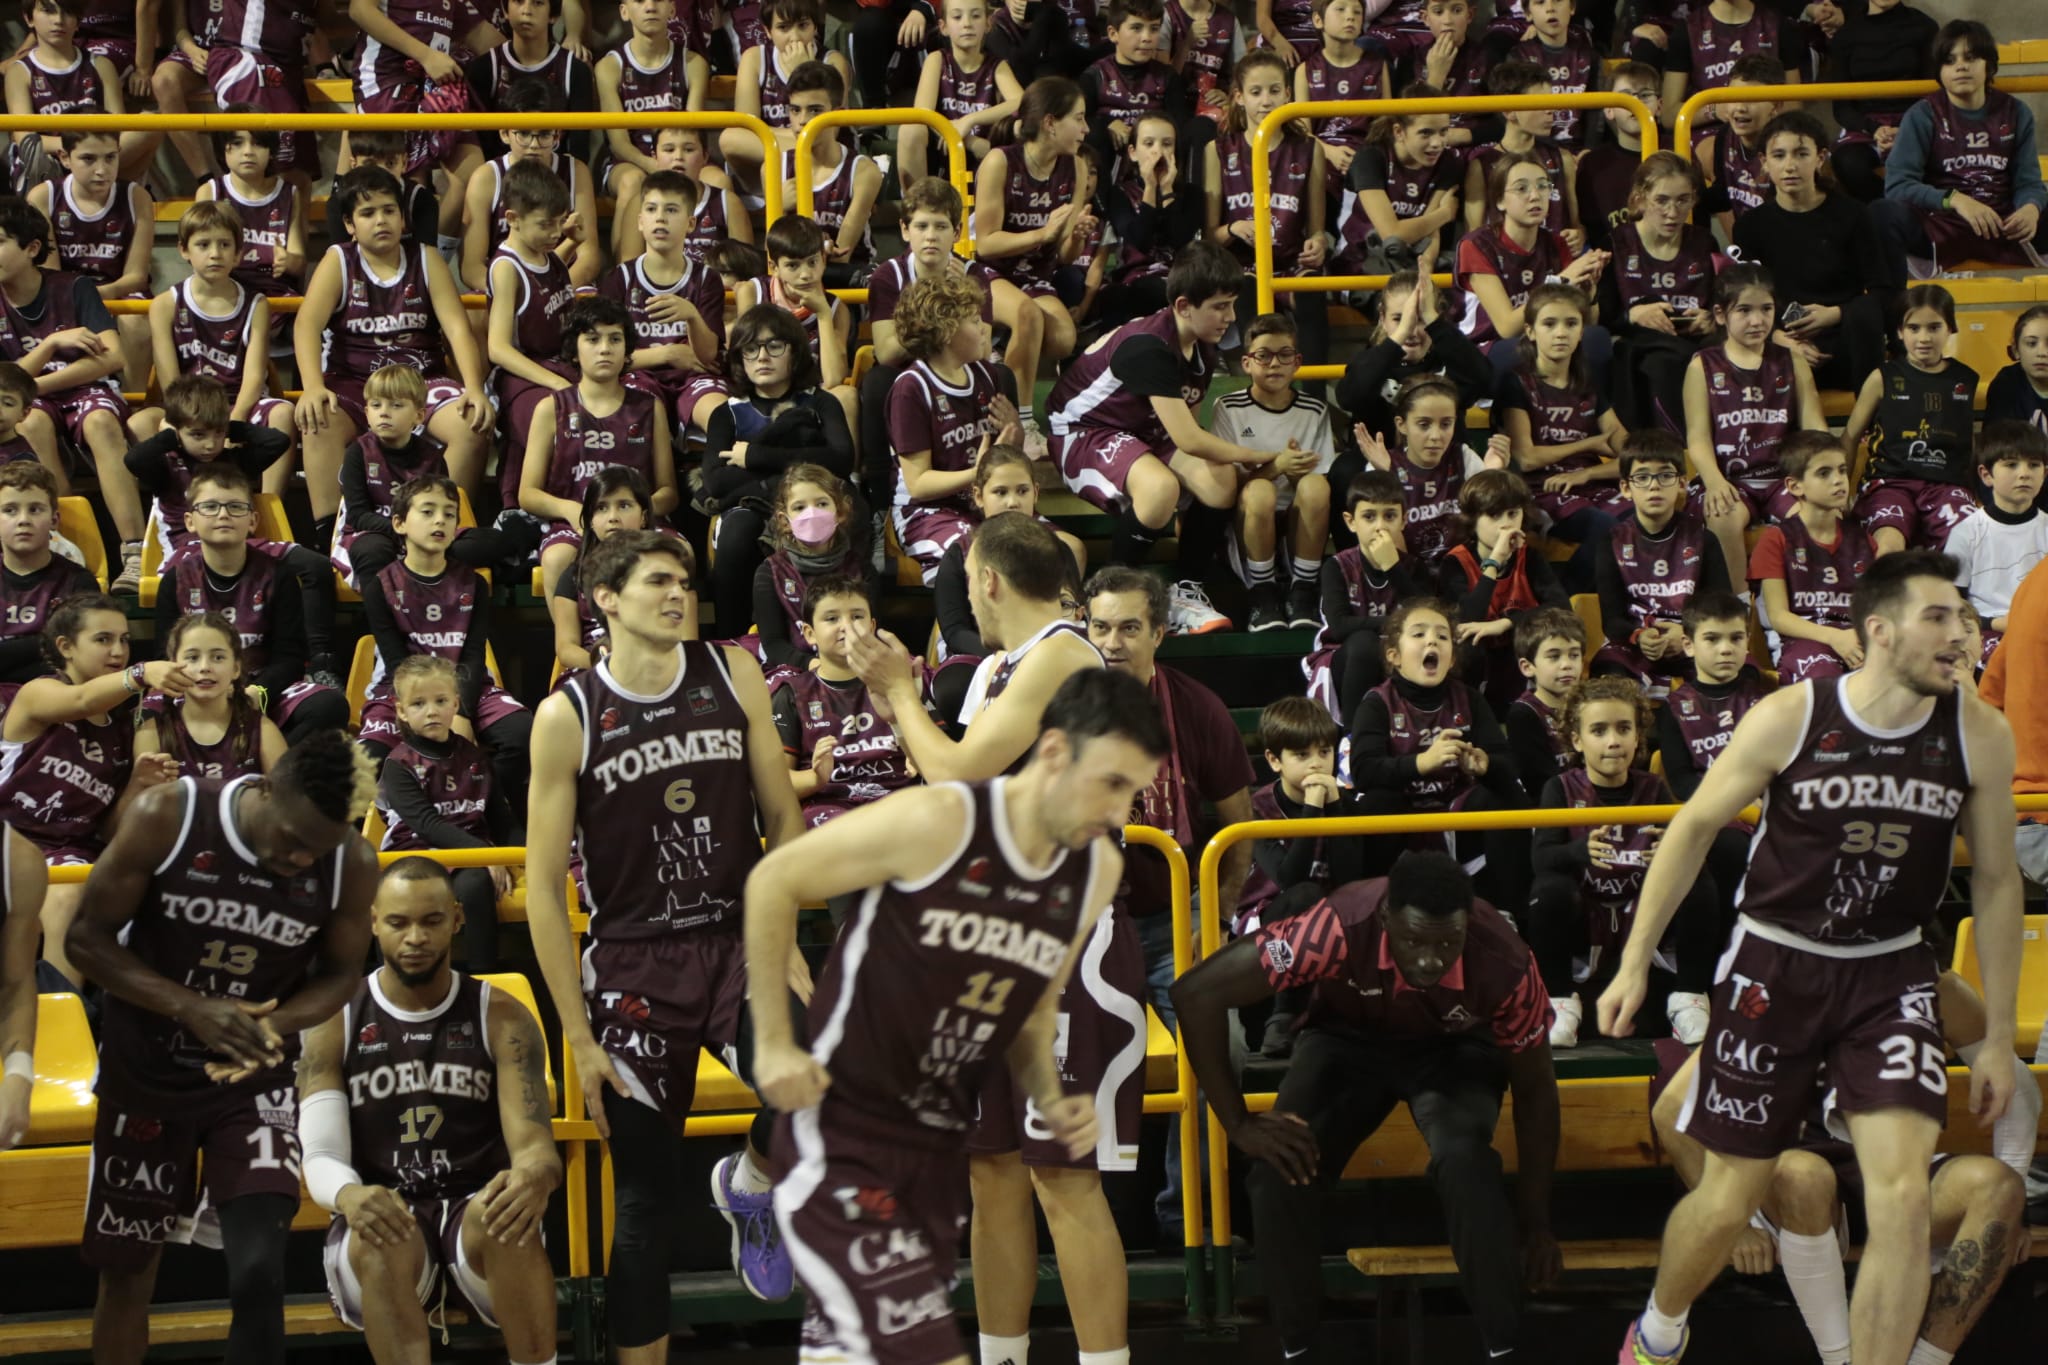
[477,988,563,1246]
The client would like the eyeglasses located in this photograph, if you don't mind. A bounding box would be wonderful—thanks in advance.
[1509,179,1554,196]
[508,129,560,145]
[1627,473,1682,489]
[1245,348,1302,366]
[741,339,793,360]
[192,500,254,517]
[1646,193,1697,211]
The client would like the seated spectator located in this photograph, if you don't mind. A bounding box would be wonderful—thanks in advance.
[0,461,96,686]
[28,129,152,388]
[195,121,309,307]
[772,575,920,828]
[1656,0,1802,117]
[1505,605,1585,797]
[200,5,318,183]
[1439,469,1570,709]
[486,161,582,497]
[124,375,289,564]
[4,0,142,189]
[1455,152,1607,368]
[1464,62,1575,243]
[1844,284,1981,554]
[1749,432,1877,682]
[1874,20,2048,275]
[1205,53,1328,364]
[598,168,726,437]
[1080,0,1183,172]
[753,463,873,671]
[464,0,599,163]
[135,611,284,782]
[723,0,854,212]
[1341,91,1460,276]
[1353,375,1493,566]
[350,0,493,247]
[1507,0,1598,151]
[777,62,884,287]
[337,131,440,248]
[932,442,1087,664]
[1575,61,1660,251]
[460,80,601,290]
[1589,430,1733,686]
[736,214,853,402]
[1599,152,1719,432]
[596,0,709,205]
[901,0,1024,188]
[0,360,64,488]
[1945,422,2048,667]
[1304,471,1420,724]
[1298,0,1387,182]
[1394,0,1490,150]
[1824,0,1938,203]
[612,126,753,265]
[1985,304,2048,434]
[1167,0,1238,126]
[1691,54,1783,233]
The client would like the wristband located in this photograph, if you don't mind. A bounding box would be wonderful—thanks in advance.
[3,1050,30,1082]
[124,663,145,695]
[1480,556,1502,571]
[1941,190,1954,211]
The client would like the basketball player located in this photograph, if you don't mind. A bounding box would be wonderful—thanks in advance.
[745,668,1167,1365]
[0,820,50,1149]
[849,510,1140,1365]
[63,735,381,1365]
[1597,550,2024,1365]
[298,857,561,1365]
[526,529,808,1364]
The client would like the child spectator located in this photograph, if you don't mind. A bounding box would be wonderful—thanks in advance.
[736,214,852,397]
[1749,431,1875,681]
[1528,675,1709,1046]
[1683,262,1825,576]
[1209,312,1333,632]
[1205,52,1328,362]
[0,361,62,488]
[974,76,1094,440]
[0,461,96,685]
[1944,422,2048,666]
[1987,304,2048,436]
[550,467,660,674]
[1824,0,1938,203]
[29,130,152,388]
[1660,0,1802,116]
[487,161,582,492]
[1456,152,1607,365]
[1590,430,1733,684]
[336,365,450,585]
[725,0,854,210]
[1082,0,1181,171]
[1657,590,1769,799]
[1575,60,1659,251]
[1691,54,1783,233]
[1844,283,1981,553]
[1352,374,1491,565]
[200,2,319,182]
[613,126,751,265]
[1298,0,1387,184]
[359,477,531,803]
[1335,275,1490,475]
[1599,152,1718,432]
[136,611,284,782]
[1342,90,1460,275]
[123,374,289,562]
[1398,0,1489,148]
[1874,20,2048,274]
[5,0,138,191]
[350,0,492,248]
[464,0,599,164]
[772,574,920,826]
[460,80,601,290]
[1049,242,1281,596]
[1496,283,1626,569]
[295,167,492,546]
[1167,0,1237,126]
[1508,0,1598,151]
[598,168,726,436]
[1096,113,1200,329]
[754,464,873,671]
[1241,694,1373,1057]
[195,121,308,302]
[1,592,180,985]
[703,305,856,634]
[146,203,298,481]
[902,0,1024,188]
[521,297,678,596]
[1505,605,1585,794]
[1463,61,1575,242]
[338,131,441,248]
[932,441,1088,663]
[1303,470,1418,723]
[1438,469,1569,706]
[887,271,1018,584]
[157,461,350,735]
[0,196,144,589]
[778,61,883,285]
[377,654,523,970]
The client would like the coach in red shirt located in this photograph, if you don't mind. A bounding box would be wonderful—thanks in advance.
[1171,851,1563,1363]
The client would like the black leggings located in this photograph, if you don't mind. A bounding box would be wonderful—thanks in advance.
[603,1092,691,1350]
[277,544,337,665]
[452,866,501,972]
[220,1192,296,1363]
[849,1,925,108]
[985,0,1093,83]
[278,685,350,746]
[346,518,540,585]
[1616,330,1700,432]
[1332,627,1386,730]
[1353,786,1532,921]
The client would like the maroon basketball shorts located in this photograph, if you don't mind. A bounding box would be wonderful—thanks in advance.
[1774,638,1854,684]
[1675,916,1948,1161]
[359,684,525,749]
[83,1082,303,1271]
[582,931,747,1130]
[1853,478,1979,549]
[968,905,1146,1171]
[773,1101,971,1365]
[892,502,975,586]
[34,383,130,453]
[1727,476,1798,524]
[204,48,317,176]
[324,1189,530,1329]
[1054,425,1160,513]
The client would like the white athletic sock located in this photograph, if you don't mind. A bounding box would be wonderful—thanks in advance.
[1018,404,1037,428]
[1292,554,1322,584]
[437,233,461,253]
[731,1148,774,1195]
[1077,1350,1130,1365]
[1639,1294,1688,1356]
[1246,556,1276,585]
[980,1332,1029,1365]
[1776,1229,1850,1365]
[1905,1341,1954,1365]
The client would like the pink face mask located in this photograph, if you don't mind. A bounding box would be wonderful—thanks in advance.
[790,506,838,544]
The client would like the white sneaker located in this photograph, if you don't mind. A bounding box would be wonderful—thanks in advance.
[1549,995,1583,1049]
[1021,425,1050,461]
[1167,580,1231,635]
[1667,991,1710,1046]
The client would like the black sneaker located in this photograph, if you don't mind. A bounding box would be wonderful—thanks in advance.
[1248,583,1287,633]
[1286,580,1320,629]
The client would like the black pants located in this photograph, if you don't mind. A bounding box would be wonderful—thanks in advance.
[986,0,1093,83]
[1249,1028,1522,1355]
[277,544,337,666]
[711,506,769,636]
[1802,293,1892,394]
[849,1,925,109]
[1526,865,1719,998]
[1614,330,1699,432]
[452,866,501,972]
[1332,627,1386,729]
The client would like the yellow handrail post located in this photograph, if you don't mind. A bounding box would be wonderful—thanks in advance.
[1251,93,1657,313]
[1673,76,2048,159]
[792,107,973,254]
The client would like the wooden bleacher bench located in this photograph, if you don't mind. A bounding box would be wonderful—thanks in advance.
[0,1298,422,1353]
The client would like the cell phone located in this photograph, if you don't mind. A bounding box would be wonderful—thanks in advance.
[1781,301,1809,327]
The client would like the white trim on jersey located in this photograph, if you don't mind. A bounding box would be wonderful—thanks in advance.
[1731,681,1814,913]
[775,1106,879,1365]
[218,773,262,864]
[893,783,975,895]
[1736,911,1922,960]
[808,880,885,1070]
[157,776,202,874]
[1078,899,1143,1171]
[368,968,463,1022]
[989,775,1067,881]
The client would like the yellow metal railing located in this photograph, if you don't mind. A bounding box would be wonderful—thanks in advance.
[1674,76,2048,159]
[1251,93,1658,313]
[794,106,971,253]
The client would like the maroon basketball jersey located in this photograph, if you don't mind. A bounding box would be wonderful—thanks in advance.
[96,775,349,1104]
[49,177,135,285]
[1303,51,1383,148]
[803,778,1098,1136]
[1668,670,1768,772]
[985,148,1078,290]
[865,252,997,326]
[761,545,865,640]
[1511,688,1573,785]
[21,50,104,119]
[1610,223,1717,315]
[1740,678,1969,946]
[1456,226,1565,346]
[1216,132,1315,265]
[480,41,578,108]
[780,670,917,809]
[1714,131,1770,220]
[599,254,726,370]
[1697,341,1796,483]
[141,695,265,781]
[1512,369,1603,481]
[369,561,486,693]
[1556,768,1668,922]
[169,279,261,389]
[756,43,796,128]
[488,243,577,368]
[216,0,308,62]
[1609,510,1710,630]
[359,0,459,102]
[747,274,823,359]
[339,971,509,1200]
[485,153,583,259]
[1775,517,1874,631]
[1049,308,1217,450]
[0,557,95,642]
[782,147,874,265]
[381,733,493,850]
[1467,141,1570,235]
[1166,0,1235,103]
[1391,445,1464,563]
[1311,547,1402,652]
[682,185,734,270]
[1370,676,1478,809]
[563,644,761,940]
[1685,2,1778,91]
[347,432,449,534]
[937,47,1002,120]
[1923,89,2023,214]
[0,706,130,855]
[546,384,660,502]
[210,173,299,296]
[172,552,284,671]
[321,242,442,380]
[1509,37,1597,146]
[0,271,114,392]
[1086,56,1171,127]
[886,359,1004,515]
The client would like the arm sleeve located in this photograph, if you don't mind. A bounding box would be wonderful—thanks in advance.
[1347,690,1420,791]
[256,574,309,695]
[380,756,492,850]
[771,685,803,754]
[1438,553,1496,621]
[359,574,416,690]
[1656,705,1707,800]
[1248,896,1353,990]
[934,540,985,657]
[1335,339,1402,417]
[1108,335,1188,397]
[1530,776,1591,876]
[1468,694,1521,799]
[229,421,292,481]
[1504,706,1555,803]
[1526,549,1568,608]
[458,591,490,716]
[409,187,440,251]
[1318,558,1374,643]
[0,633,45,682]
[2012,103,2046,212]
[121,430,178,500]
[1432,321,1496,407]
[1593,535,1635,643]
[1490,949,1554,1052]
[753,562,801,668]
[298,1088,361,1211]
[1882,103,1944,211]
[700,402,744,502]
[339,442,393,535]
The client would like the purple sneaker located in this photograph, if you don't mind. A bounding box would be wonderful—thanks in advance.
[712,1153,793,1301]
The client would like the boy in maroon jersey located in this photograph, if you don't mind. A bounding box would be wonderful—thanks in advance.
[0,461,94,685]
[595,0,709,207]
[482,159,579,484]
[1658,591,1770,801]
[4,0,143,189]
[1590,432,1733,686]
[0,359,69,490]
[777,62,883,286]
[0,816,50,1149]
[65,734,380,1365]
[350,0,493,247]
[458,81,602,292]
[297,857,559,1365]
[526,529,808,1351]
[600,168,726,435]
[1505,605,1584,796]
[29,129,153,389]
[1749,433,1877,683]
[1080,0,1182,170]
[901,0,1024,188]
[1598,550,2024,1365]
[1174,849,1563,1363]
[745,668,1157,1365]
[464,0,599,164]
[1508,0,1596,150]
[772,574,919,827]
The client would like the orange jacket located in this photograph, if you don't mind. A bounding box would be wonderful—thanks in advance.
[1981,557,2048,793]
